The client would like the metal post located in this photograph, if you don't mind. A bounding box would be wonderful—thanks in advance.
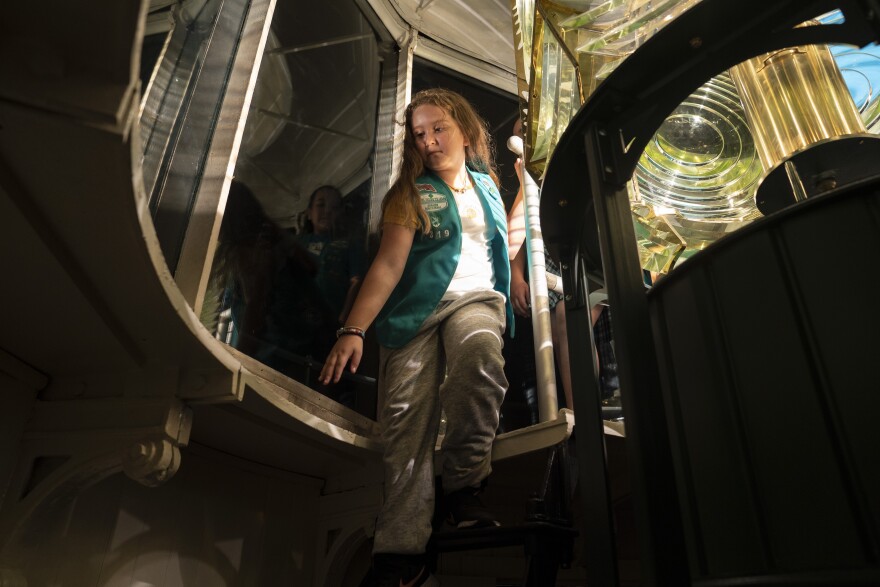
[522,168,558,422]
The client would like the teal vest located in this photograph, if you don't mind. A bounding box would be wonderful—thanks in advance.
[375,169,513,348]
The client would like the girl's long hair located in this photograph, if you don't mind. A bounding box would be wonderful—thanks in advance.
[214,180,279,279]
[382,88,499,234]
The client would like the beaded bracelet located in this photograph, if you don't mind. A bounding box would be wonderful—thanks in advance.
[336,326,365,340]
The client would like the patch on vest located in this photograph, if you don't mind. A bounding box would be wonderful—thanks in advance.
[416,183,436,192]
[420,192,448,212]
[476,176,495,192]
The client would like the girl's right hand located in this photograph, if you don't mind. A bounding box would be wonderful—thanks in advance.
[320,335,364,384]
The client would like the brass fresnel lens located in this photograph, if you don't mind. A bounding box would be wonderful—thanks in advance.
[729,22,880,214]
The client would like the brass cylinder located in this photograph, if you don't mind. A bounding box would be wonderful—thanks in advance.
[729,35,865,173]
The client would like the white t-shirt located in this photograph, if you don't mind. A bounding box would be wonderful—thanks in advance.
[443,186,495,299]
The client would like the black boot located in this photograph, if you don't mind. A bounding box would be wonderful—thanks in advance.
[445,483,500,529]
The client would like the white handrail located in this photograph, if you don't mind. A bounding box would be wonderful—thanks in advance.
[508,135,558,422]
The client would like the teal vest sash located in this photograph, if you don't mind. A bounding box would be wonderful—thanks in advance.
[375,169,513,348]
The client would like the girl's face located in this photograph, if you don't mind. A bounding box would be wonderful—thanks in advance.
[308,188,342,234]
[411,104,469,179]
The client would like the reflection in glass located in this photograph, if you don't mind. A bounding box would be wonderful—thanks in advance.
[528,5,583,176]
[519,2,880,263]
[636,73,762,222]
[139,0,252,270]
[203,180,365,405]
[514,2,880,276]
[580,0,698,54]
[821,9,880,132]
[835,47,880,132]
[512,0,537,89]
[198,0,380,417]
[205,180,369,409]
[569,0,701,96]
[139,0,229,199]
[630,74,762,270]
[206,180,327,363]
[564,2,630,100]
[239,30,293,162]
[233,0,380,222]
[296,186,366,341]
[631,199,686,274]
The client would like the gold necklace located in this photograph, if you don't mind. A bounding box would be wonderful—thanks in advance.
[446,181,472,194]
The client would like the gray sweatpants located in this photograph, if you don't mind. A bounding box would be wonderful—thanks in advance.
[372,290,508,555]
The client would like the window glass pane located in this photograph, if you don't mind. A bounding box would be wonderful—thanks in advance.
[201,0,381,418]
[139,0,253,271]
